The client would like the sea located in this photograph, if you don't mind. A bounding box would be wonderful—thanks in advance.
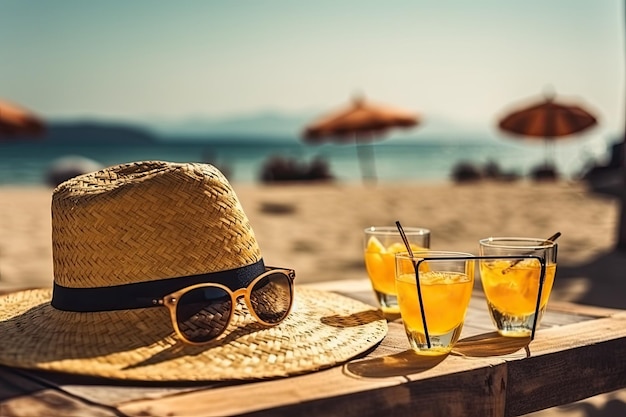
[0,135,613,186]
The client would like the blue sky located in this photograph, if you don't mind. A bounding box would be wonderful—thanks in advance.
[0,1,623,139]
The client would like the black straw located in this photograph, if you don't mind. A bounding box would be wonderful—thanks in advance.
[530,260,547,341]
[396,221,415,258]
[395,221,431,348]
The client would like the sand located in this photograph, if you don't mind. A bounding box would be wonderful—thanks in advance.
[1,179,625,305]
[1,180,625,415]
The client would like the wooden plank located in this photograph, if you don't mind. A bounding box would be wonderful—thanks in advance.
[504,312,626,416]
[0,366,117,417]
[4,366,230,411]
[1,281,624,417]
[240,364,508,417]
[545,299,624,318]
[118,355,509,417]
[10,322,412,411]
[117,313,626,417]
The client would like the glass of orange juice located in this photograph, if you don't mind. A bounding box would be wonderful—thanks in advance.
[395,251,474,355]
[363,226,430,316]
[478,237,558,338]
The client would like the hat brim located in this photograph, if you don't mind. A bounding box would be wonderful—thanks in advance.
[0,287,387,381]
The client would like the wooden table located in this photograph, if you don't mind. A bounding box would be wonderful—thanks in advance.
[1,279,626,417]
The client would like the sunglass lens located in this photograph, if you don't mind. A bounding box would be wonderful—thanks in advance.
[250,272,293,324]
[176,286,232,343]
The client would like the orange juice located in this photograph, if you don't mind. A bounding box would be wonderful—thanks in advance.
[396,271,473,334]
[363,227,431,317]
[396,270,473,354]
[364,236,425,296]
[480,259,556,315]
[480,259,556,336]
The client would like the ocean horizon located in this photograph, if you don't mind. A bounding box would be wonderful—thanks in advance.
[0,135,612,186]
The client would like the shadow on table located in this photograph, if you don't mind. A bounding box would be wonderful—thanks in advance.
[555,249,626,310]
[344,332,530,379]
[453,332,530,358]
[343,350,447,379]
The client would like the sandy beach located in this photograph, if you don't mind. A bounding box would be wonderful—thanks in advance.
[3,179,623,305]
[1,179,625,416]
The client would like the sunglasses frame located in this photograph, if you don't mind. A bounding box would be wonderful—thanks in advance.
[154,267,296,346]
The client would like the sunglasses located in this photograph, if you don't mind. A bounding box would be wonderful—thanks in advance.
[154,267,296,345]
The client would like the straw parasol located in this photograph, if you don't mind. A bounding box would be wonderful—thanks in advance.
[302,95,419,182]
[497,90,598,171]
[0,98,45,139]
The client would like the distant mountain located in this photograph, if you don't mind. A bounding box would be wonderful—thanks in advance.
[140,111,495,143]
[143,111,313,139]
[35,121,157,144]
[39,112,502,145]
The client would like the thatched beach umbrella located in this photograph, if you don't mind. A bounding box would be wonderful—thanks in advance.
[302,95,419,182]
[497,90,598,170]
[0,98,45,139]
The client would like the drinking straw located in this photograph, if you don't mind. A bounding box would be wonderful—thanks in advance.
[395,221,431,348]
[531,260,547,341]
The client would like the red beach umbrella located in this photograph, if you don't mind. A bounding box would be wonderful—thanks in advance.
[302,95,419,182]
[0,98,46,139]
[497,91,598,167]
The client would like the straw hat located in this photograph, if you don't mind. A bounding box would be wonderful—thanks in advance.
[0,161,386,381]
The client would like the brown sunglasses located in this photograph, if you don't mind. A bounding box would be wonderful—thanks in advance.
[154,267,296,345]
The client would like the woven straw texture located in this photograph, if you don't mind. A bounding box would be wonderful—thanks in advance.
[52,161,261,288]
[0,160,387,381]
[0,287,387,381]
